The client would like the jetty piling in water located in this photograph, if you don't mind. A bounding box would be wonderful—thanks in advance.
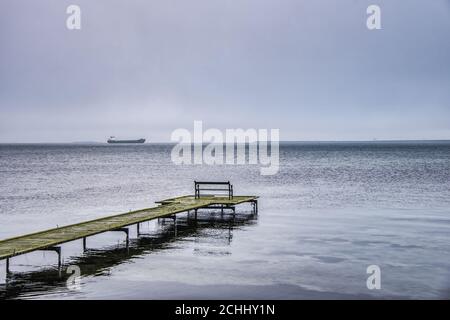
[0,182,257,274]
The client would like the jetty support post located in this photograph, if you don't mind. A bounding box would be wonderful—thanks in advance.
[6,257,10,274]
[111,227,129,247]
[251,200,258,214]
[40,246,62,269]
[174,216,177,237]
[83,237,87,252]
[137,223,140,236]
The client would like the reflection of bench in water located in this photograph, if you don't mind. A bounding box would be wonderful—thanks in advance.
[0,182,258,274]
[0,210,257,299]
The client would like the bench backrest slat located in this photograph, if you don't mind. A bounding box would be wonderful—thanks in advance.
[194,181,233,199]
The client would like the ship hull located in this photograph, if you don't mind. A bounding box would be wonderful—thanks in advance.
[107,139,145,144]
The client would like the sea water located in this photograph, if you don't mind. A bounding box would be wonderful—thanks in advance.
[0,141,449,299]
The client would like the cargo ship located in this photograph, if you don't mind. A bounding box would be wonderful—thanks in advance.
[107,136,146,144]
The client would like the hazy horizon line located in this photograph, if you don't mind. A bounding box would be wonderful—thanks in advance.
[1,139,450,144]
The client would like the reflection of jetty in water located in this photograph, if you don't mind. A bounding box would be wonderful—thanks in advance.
[0,210,257,299]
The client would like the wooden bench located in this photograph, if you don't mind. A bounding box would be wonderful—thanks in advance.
[194,181,233,199]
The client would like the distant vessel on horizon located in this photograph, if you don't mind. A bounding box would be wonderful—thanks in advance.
[107,136,145,144]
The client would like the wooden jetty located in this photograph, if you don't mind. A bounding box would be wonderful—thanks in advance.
[0,181,258,273]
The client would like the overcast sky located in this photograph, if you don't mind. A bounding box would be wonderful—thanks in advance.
[0,0,449,142]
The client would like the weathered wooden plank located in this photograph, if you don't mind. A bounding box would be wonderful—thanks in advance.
[0,195,257,260]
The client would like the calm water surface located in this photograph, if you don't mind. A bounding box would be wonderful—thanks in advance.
[0,142,449,299]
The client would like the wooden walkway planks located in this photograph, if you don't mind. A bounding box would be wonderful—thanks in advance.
[0,195,257,261]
